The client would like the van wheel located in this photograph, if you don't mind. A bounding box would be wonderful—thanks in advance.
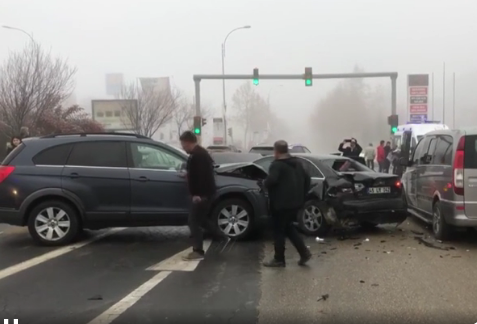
[212,198,254,241]
[432,201,452,240]
[27,200,81,246]
[298,199,330,236]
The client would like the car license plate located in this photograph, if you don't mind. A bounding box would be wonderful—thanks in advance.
[368,187,391,194]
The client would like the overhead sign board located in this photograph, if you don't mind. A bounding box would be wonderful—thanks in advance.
[408,74,429,124]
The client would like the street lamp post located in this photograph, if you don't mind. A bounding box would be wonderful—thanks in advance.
[221,25,251,145]
[2,25,35,43]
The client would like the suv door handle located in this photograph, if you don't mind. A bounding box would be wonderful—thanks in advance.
[136,176,149,182]
[69,172,79,178]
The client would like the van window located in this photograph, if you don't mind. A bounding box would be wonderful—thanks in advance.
[426,138,437,160]
[464,135,477,169]
[432,136,453,165]
[415,137,431,165]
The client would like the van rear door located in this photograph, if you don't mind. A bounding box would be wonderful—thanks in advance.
[463,135,477,218]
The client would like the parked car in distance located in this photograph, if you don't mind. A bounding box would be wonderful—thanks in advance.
[249,144,311,156]
[0,133,269,246]
[211,152,262,165]
[254,154,407,236]
[400,128,477,240]
[207,145,241,153]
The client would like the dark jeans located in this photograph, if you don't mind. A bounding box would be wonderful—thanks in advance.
[271,208,309,262]
[188,197,227,253]
[366,159,374,170]
[378,161,386,172]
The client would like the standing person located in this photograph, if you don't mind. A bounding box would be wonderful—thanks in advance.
[6,136,22,155]
[383,141,392,173]
[376,140,386,172]
[262,140,312,268]
[364,143,376,170]
[338,138,362,160]
[179,131,230,261]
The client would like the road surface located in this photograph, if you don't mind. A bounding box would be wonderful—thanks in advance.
[0,219,476,324]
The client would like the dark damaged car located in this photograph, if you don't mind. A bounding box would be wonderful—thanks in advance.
[254,154,408,236]
[0,133,269,246]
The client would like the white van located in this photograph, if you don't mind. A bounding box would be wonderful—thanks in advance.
[392,122,449,150]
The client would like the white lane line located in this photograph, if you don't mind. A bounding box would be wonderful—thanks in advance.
[0,228,126,281]
[86,270,172,324]
[146,240,212,272]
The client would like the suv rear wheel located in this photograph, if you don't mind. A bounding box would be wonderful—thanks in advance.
[27,200,81,246]
[433,201,452,240]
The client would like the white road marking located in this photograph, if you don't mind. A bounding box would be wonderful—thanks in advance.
[146,240,212,272]
[86,271,172,324]
[0,228,126,281]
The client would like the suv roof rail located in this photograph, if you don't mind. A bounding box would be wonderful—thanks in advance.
[40,132,150,139]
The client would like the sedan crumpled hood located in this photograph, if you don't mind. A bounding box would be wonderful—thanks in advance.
[214,162,268,180]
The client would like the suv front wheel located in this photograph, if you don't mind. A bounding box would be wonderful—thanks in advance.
[27,200,81,246]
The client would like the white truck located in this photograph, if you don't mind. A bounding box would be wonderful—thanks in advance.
[392,122,450,150]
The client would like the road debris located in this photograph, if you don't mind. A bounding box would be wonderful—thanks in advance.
[315,237,325,243]
[411,230,424,235]
[363,238,370,242]
[317,294,329,302]
[353,243,362,247]
[88,294,103,301]
[360,280,365,283]
[414,237,449,251]
[371,284,379,287]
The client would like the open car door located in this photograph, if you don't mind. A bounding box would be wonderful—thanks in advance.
[398,130,412,177]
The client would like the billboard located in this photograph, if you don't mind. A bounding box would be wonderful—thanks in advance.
[139,77,171,94]
[92,99,136,131]
[408,74,429,123]
[213,118,224,145]
[105,73,124,97]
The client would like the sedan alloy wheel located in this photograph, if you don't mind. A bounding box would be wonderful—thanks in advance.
[217,204,250,237]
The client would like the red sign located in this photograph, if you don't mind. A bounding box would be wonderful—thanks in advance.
[410,87,428,96]
[410,105,428,114]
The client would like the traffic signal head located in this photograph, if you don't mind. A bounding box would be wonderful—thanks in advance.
[304,67,313,86]
[391,126,398,134]
[253,68,259,85]
[193,116,201,135]
[388,114,399,134]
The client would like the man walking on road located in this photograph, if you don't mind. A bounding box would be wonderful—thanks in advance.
[262,140,312,268]
[364,143,376,170]
[377,140,386,172]
[180,131,230,261]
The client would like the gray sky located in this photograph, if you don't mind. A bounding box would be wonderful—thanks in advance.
[2,0,477,130]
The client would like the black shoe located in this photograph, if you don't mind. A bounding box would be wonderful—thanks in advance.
[182,250,205,261]
[263,258,286,267]
[298,251,312,266]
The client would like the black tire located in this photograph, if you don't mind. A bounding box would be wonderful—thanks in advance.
[211,198,254,241]
[27,200,81,246]
[432,201,452,240]
[359,222,378,229]
[298,199,331,237]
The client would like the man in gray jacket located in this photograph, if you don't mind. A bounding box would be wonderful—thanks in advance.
[363,143,376,170]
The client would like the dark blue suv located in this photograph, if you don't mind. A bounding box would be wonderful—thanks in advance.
[0,133,269,246]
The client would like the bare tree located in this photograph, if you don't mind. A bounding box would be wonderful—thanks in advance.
[119,81,180,137]
[0,41,77,136]
[232,82,269,145]
[172,97,213,135]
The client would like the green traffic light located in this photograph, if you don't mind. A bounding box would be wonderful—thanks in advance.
[391,127,398,133]
[305,79,312,86]
[194,128,200,134]
[253,79,259,85]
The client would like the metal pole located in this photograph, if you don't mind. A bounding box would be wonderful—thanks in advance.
[391,76,397,116]
[194,80,201,144]
[431,73,435,120]
[2,25,34,42]
[453,72,456,128]
[442,62,446,123]
[221,43,227,145]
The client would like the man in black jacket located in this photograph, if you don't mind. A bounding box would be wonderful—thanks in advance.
[180,131,230,261]
[338,138,362,160]
[262,140,312,267]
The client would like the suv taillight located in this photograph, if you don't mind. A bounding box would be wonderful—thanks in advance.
[0,166,15,183]
[453,136,465,195]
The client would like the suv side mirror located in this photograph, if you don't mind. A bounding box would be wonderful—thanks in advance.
[423,155,432,164]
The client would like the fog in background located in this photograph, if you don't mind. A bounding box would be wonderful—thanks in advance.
[2,0,477,152]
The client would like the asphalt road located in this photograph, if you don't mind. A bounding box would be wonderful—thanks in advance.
[0,218,477,324]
